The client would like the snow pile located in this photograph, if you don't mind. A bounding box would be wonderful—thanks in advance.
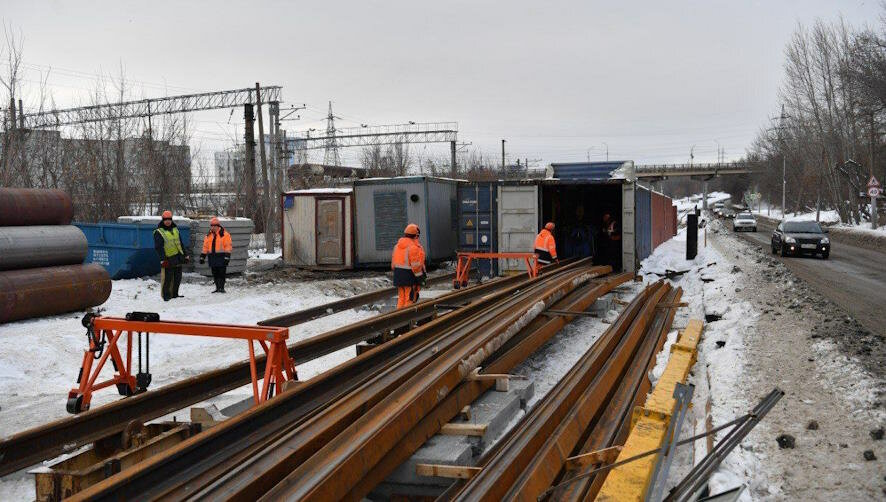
[640,228,761,500]
[672,192,732,223]
[810,339,886,424]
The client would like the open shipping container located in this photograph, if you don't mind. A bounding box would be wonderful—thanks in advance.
[354,176,459,266]
[456,182,498,277]
[494,162,676,274]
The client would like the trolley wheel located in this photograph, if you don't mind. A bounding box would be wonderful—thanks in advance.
[460,280,469,288]
[66,395,84,414]
[116,383,134,396]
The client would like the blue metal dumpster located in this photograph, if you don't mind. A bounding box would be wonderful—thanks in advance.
[74,222,191,279]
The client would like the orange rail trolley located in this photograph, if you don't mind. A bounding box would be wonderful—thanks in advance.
[67,313,297,414]
[453,251,539,289]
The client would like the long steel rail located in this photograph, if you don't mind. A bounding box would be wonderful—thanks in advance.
[69,261,600,500]
[0,267,544,477]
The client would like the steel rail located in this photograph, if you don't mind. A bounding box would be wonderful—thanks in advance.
[68,262,595,501]
[436,281,660,502]
[0,267,547,477]
[186,266,611,501]
[259,266,602,501]
[449,282,668,501]
[343,271,632,501]
[257,271,457,326]
[554,287,683,502]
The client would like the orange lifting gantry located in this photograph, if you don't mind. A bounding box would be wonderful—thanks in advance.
[454,251,539,288]
[67,313,297,414]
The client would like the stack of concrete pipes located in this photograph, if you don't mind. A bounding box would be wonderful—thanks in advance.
[0,188,111,323]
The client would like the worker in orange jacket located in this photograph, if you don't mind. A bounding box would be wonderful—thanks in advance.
[200,217,233,293]
[534,222,558,265]
[391,223,426,308]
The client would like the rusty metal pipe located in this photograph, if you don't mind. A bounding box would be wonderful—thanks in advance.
[0,225,88,270]
[0,188,73,226]
[0,264,110,323]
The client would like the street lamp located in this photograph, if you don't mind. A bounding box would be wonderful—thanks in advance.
[601,142,609,161]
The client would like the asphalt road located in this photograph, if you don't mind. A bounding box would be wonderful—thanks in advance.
[726,217,886,337]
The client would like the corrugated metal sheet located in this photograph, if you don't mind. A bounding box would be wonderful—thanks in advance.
[635,186,652,264]
[550,161,627,181]
[498,183,538,272]
[651,191,677,250]
[457,182,498,277]
[373,191,408,251]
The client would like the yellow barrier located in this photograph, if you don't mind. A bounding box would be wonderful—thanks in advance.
[595,319,704,502]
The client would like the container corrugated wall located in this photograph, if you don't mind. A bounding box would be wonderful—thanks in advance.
[77,222,191,279]
[457,182,498,277]
[354,177,457,265]
[635,185,652,264]
[651,191,677,250]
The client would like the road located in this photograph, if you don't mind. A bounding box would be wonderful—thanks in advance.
[725,217,886,337]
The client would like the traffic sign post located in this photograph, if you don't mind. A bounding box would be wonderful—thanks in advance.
[868,176,881,229]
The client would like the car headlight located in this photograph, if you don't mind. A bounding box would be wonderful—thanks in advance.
[821,237,829,244]
[784,236,796,243]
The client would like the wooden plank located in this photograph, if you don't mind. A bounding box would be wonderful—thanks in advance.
[440,423,487,437]
[458,406,471,421]
[415,463,481,480]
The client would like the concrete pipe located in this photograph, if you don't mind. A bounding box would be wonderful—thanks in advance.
[0,225,88,270]
[0,188,74,226]
[0,264,111,323]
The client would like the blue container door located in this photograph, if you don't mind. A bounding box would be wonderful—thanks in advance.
[457,183,498,277]
[635,187,652,262]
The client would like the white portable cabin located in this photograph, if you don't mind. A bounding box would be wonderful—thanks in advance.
[281,188,354,269]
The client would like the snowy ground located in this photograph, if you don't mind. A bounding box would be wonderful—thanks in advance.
[0,270,396,500]
[641,221,886,500]
[673,191,732,221]
[752,201,886,234]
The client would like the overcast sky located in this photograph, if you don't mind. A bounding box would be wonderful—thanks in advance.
[1,0,880,171]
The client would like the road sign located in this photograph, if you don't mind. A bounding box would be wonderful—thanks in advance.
[869,186,882,198]
[868,175,881,189]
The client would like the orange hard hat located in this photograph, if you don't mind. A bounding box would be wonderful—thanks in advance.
[162,210,173,219]
[404,223,420,236]
[545,222,555,231]
[210,217,220,226]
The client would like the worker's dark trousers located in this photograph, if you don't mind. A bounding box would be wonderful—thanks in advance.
[211,266,227,292]
[161,266,183,301]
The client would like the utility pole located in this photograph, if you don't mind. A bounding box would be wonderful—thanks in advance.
[268,100,280,246]
[255,83,273,251]
[780,105,787,219]
[244,103,256,223]
[501,139,506,173]
[450,140,457,178]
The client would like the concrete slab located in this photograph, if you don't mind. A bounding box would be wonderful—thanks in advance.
[373,378,535,499]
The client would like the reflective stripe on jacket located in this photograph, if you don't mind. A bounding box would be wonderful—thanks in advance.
[533,228,557,259]
[154,226,185,259]
[391,236,426,286]
[202,227,233,267]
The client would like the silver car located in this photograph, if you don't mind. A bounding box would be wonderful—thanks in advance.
[733,212,757,232]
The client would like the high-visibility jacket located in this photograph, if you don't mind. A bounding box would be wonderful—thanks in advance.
[391,236,426,286]
[153,224,185,262]
[605,219,621,241]
[201,227,233,267]
[534,228,557,263]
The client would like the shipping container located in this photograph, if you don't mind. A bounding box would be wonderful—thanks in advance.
[456,182,498,277]
[491,162,674,274]
[651,190,678,249]
[354,176,459,266]
[281,188,354,269]
[76,222,191,279]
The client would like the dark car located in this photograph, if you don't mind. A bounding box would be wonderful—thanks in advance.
[771,221,830,259]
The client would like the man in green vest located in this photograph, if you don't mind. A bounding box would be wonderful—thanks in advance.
[153,210,190,301]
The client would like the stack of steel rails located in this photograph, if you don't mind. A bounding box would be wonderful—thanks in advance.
[440,280,683,501]
[0,266,561,478]
[68,260,616,501]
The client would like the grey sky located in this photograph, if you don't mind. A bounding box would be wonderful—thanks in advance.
[1,0,880,170]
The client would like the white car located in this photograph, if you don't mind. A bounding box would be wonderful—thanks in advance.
[733,212,757,232]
